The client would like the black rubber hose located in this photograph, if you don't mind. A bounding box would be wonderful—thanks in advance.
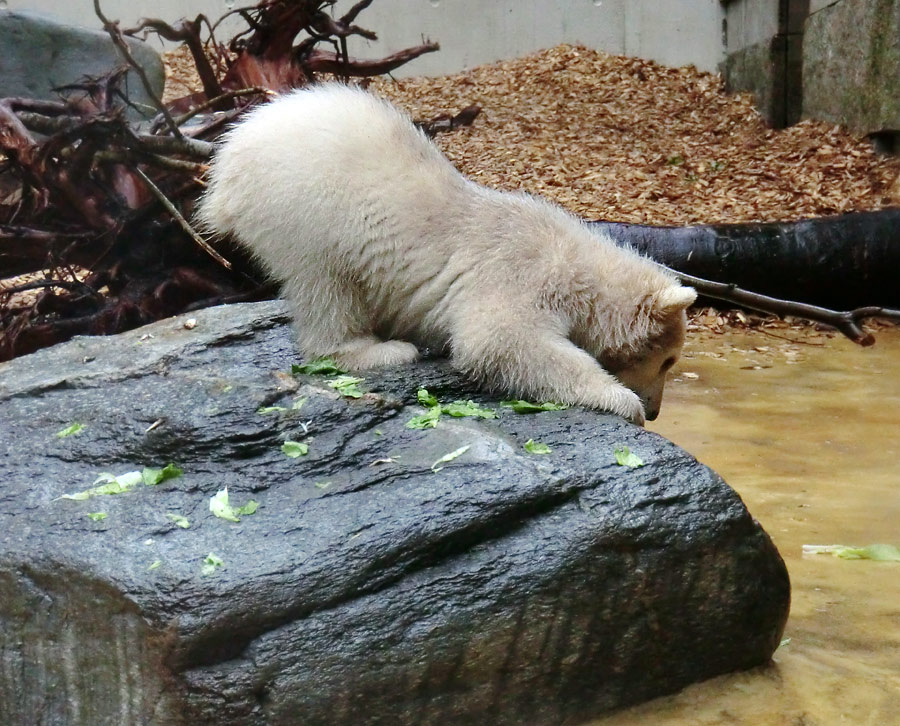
[590,209,900,309]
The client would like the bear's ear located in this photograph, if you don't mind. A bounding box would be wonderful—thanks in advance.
[654,285,697,315]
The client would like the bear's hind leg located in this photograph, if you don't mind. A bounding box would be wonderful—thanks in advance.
[330,337,420,370]
[283,273,420,371]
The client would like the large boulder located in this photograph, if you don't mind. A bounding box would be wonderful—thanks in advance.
[0,301,790,725]
[0,9,165,119]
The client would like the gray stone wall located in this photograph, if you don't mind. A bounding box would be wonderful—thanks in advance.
[723,0,900,136]
[803,0,900,135]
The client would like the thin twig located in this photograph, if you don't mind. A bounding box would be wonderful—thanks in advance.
[133,167,232,270]
[124,16,224,103]
[755,328,827,347]
[94,149,208,173]
[171,87,272,126]
[0,279,102,298]
[93,0,184,139]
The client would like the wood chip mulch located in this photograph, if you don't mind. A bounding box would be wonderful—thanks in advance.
[369,44,900,225]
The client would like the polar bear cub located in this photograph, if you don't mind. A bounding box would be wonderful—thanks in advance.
[197,84,696,424]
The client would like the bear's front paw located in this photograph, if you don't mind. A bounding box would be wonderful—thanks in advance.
[606,387,646,426]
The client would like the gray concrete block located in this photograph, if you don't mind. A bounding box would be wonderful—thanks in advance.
[721,37,783,125]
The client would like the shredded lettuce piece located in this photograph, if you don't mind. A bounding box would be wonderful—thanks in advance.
[407,389,496,428]
[209,487,259,523]
[614,446,644,468]
[802,544,900,561]
[201,553,224,575]
[56,422,85,438]
[292,358,346,375]
[524,439,551,455]
[60,470,143,500]
[406,407,443,429]
[327,375,365,398]
[501,400,569,413]
[166,513,190,528]
[431,444,471,472]
[282,440,309,458]
[258,405,287,414]
[441,401,496,419]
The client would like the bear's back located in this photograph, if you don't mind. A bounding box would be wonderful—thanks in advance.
[197,84,465,254]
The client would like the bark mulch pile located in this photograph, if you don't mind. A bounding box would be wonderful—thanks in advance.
[369,44,900,225]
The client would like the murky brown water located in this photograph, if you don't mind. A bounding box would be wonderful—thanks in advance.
[590,325,900,726]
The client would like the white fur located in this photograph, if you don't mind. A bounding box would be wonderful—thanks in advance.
[197,84,696,424]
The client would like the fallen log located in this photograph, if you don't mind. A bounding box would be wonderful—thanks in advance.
[591,209,900,310]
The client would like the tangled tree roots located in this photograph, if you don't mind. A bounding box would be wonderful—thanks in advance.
[0,0,475,361]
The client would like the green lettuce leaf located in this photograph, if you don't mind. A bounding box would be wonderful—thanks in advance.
[501,400,569,413]
[282,440,309,458]
[406,407,443,430]
[417,388,439,407]
[524,439,551,455]
[292,358,346,376]
[431,444,471,472]
[614,446,644,468]
[142,463,183,486]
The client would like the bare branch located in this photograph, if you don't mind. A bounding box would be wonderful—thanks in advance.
[93,150,208,174]
[302,41,440,77]
[133,167,232,270]
[170,87,273,126]
[93,0,184,138]
[123,15,224,103]
[341,0,376,26]
[14,112,215,159]
[675,270,900,346]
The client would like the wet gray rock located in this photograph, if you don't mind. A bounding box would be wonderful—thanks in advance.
[0,301,790,725]
[0,9,164,118]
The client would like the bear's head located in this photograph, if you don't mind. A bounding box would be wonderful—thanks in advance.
[606,285,696,421]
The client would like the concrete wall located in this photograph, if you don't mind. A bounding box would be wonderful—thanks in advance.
[9,0,726,73]
[804,0,900,136]
[721,0,900,135]
[720,0,807,128]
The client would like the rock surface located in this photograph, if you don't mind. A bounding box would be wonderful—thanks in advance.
[0,9,165,119]
[0,301,790,725]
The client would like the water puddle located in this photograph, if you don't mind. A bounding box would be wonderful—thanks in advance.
[590,325,900,726]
